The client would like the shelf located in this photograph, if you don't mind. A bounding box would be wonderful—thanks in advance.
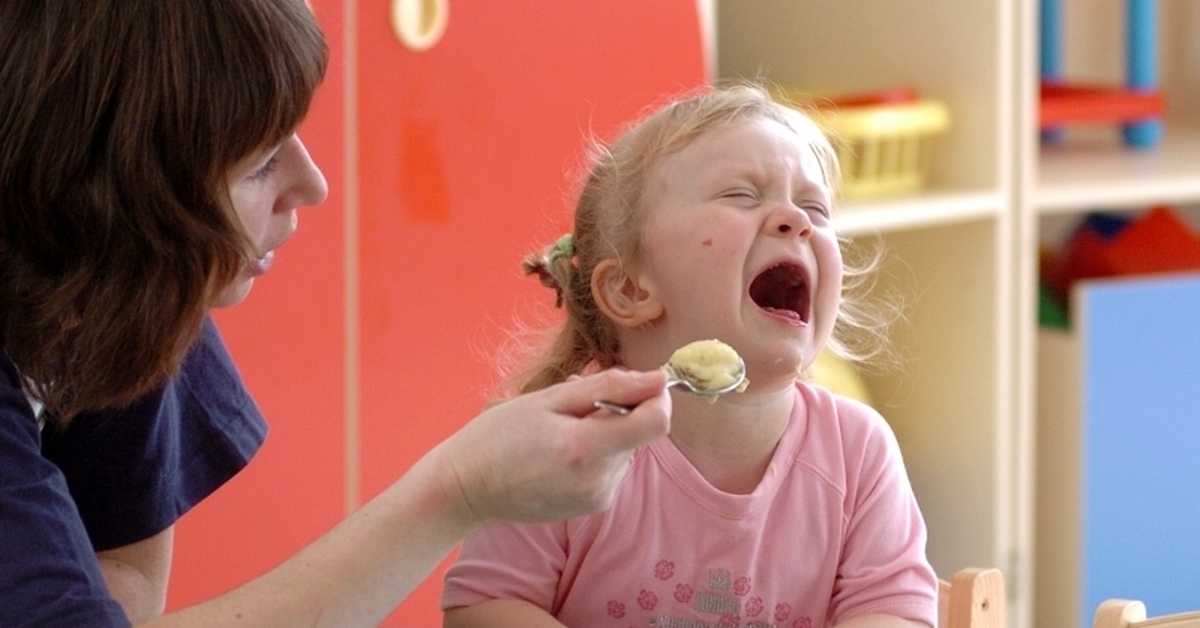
[1036,124,1200,213]
[1028,2,1200,627]
[717,1,1021,624]
[836,188,1004,237]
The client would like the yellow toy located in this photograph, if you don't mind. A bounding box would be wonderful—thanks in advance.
[810,350,873,407]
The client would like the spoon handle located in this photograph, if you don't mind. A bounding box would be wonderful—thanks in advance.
[591,379,706,415]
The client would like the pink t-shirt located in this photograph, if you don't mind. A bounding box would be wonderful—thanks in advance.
[442,382,938,628]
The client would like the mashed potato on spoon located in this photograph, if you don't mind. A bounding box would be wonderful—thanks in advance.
[665,339,749,395]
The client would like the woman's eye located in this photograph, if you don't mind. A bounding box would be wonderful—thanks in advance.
[249,155,280,181]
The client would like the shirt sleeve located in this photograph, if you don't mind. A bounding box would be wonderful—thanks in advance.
[41,316,268,551]
[828,395,939,628]
[0,351,131,628]
[442,519,570,613]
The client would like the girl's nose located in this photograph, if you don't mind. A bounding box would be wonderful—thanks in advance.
[766,201,813,238]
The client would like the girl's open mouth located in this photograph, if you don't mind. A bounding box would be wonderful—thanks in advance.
[749,262,810,325]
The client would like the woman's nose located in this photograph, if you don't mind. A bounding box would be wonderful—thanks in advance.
[283,135,329,209]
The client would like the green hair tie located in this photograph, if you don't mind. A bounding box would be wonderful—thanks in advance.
[546,233,575,266]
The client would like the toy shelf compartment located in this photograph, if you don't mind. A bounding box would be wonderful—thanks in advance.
[1038,0,1167,149]
[1036,272,1200,628]
[809,89,951,200]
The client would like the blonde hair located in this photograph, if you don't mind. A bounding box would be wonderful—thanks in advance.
[511,83,893,395]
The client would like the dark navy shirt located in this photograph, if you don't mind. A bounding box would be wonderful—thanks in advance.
[1,317,267,627]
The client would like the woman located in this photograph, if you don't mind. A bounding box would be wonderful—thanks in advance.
[0,1,671,626]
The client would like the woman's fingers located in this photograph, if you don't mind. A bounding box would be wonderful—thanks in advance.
[444,368,671,524]
[546,368,669,418]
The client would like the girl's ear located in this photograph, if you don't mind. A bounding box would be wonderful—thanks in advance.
[591,259,663,328]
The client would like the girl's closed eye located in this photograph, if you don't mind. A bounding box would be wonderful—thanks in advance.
[721,187,760,204]
[803,202,832,220]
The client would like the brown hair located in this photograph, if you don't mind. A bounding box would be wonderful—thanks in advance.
[0,0,327,422]
[511,83,892,395]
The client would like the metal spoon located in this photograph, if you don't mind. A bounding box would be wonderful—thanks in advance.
[592,357,747,415]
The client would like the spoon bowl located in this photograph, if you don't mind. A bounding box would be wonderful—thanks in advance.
[663,356,747,396]
[593,355,747,415]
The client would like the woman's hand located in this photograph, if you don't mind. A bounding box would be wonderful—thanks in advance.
[434,368,672,527]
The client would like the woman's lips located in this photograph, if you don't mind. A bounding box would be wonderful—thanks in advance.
[249,250,275,277]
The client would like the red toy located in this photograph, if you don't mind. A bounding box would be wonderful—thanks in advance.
[1044,207,1200,307]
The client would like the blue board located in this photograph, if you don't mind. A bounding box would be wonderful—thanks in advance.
[1080,273,1200,622]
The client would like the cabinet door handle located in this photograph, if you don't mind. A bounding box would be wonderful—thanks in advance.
[391,0,448,51]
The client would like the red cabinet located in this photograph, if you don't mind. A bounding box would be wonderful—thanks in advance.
[168,2,705,626]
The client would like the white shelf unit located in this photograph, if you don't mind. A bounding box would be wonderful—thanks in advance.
[1018,1,1200,628]
[1036,126,1200,212]
[716,1,1200,625]
[715,1,1026,627]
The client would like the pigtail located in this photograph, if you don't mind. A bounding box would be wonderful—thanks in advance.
[509,233,601,395]
[521,234,576,308]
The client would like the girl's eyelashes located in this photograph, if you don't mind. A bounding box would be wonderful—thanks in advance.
[716,184,831,218]
[721,187,760,203]
[248,154,281,181]
[802,202,832,220]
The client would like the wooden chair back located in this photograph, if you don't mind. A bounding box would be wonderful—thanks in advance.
[1094,600,1200,628]
[938,568,1005,628]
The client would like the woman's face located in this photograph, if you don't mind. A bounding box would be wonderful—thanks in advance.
[214,134,328,307]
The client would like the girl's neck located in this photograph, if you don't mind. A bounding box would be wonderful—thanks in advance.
[666,383,795,494]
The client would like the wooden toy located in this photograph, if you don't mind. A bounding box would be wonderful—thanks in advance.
[1039,0,1165,148]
